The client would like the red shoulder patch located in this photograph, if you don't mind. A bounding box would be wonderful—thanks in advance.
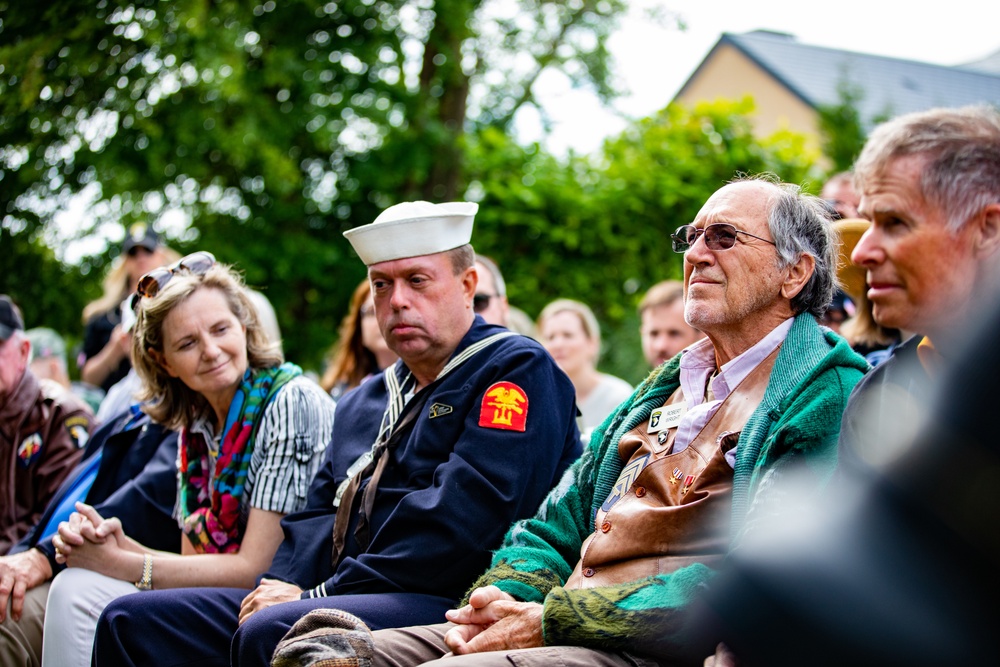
[478,381,529,432]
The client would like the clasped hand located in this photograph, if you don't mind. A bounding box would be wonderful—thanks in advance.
[51,502,135,574]
[442,585,545,655]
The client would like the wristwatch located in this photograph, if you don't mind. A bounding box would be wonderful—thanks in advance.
[135,553,153,591]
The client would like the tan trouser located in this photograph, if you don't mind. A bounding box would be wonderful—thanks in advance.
[371,622,663,667]
[0,582,49,667]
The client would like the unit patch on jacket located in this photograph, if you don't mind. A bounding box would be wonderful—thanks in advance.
[66,416,90,449]
[428,403,453,419]
[478,381,528,432]
[17,433,43,467]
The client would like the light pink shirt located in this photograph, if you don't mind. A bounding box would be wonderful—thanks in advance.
[675,318,794,468]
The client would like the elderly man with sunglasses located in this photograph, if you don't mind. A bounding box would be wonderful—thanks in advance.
[92,201,582,667]
[279,175,869,667]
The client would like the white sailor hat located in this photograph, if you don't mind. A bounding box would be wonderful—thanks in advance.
[343,201,478,266]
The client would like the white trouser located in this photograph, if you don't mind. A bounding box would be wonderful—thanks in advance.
[41,568,139,667]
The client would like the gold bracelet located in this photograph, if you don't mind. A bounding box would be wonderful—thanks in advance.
[134,553,153,591]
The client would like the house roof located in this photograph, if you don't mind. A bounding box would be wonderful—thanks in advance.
[676,30,1000,129]
[963,48,1000,75]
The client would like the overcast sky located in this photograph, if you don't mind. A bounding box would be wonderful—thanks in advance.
[518,0,1000,155]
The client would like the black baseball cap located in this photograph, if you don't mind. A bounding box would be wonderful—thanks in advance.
[0,295,25,341]
[121,222,161,255]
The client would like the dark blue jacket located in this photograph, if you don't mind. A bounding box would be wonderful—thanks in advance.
[266,318,581,602]
[837,336,924,473]
[12,409,181,570]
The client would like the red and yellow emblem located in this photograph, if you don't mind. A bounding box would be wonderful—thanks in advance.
[479,381,529,432]
[17,433,42,467]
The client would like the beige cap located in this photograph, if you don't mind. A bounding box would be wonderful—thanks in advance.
[833,218,871,304]
[343,201,478,265]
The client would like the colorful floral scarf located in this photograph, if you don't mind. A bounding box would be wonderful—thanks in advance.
[178,362,302,553]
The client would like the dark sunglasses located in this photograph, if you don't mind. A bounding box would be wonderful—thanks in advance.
[473,293,497,313]
[670,223,777,253]
[135,251,217,300]
[126,245,154,257]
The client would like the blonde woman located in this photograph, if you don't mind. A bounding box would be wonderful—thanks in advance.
[44,252,335,667]
[79,224,178,391]
[538,298,632,438]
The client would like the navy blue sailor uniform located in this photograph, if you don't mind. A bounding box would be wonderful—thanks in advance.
[93,318,582,667]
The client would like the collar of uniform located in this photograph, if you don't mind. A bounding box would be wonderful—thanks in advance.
[0,369,40,439]
[449,315,512,364]
[387,315,508,387]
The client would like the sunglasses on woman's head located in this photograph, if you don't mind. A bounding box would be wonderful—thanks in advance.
[670,223,776,253]
[135,251,217,299]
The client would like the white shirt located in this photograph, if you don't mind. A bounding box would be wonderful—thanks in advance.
[579,373,633,439]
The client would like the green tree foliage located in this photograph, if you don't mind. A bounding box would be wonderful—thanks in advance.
[816,78,870,173]
[0,0,627,369]
[0,227,98,362]
[2,0,406,366]
[343,0,630,202]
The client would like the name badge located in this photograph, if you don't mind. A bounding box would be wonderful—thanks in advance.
[647,404,686,433]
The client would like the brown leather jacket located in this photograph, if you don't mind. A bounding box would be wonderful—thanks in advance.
[0,370,93,554]
[565,347,778,590]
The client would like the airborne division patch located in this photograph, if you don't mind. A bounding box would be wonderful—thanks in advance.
[66,415,91,449]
